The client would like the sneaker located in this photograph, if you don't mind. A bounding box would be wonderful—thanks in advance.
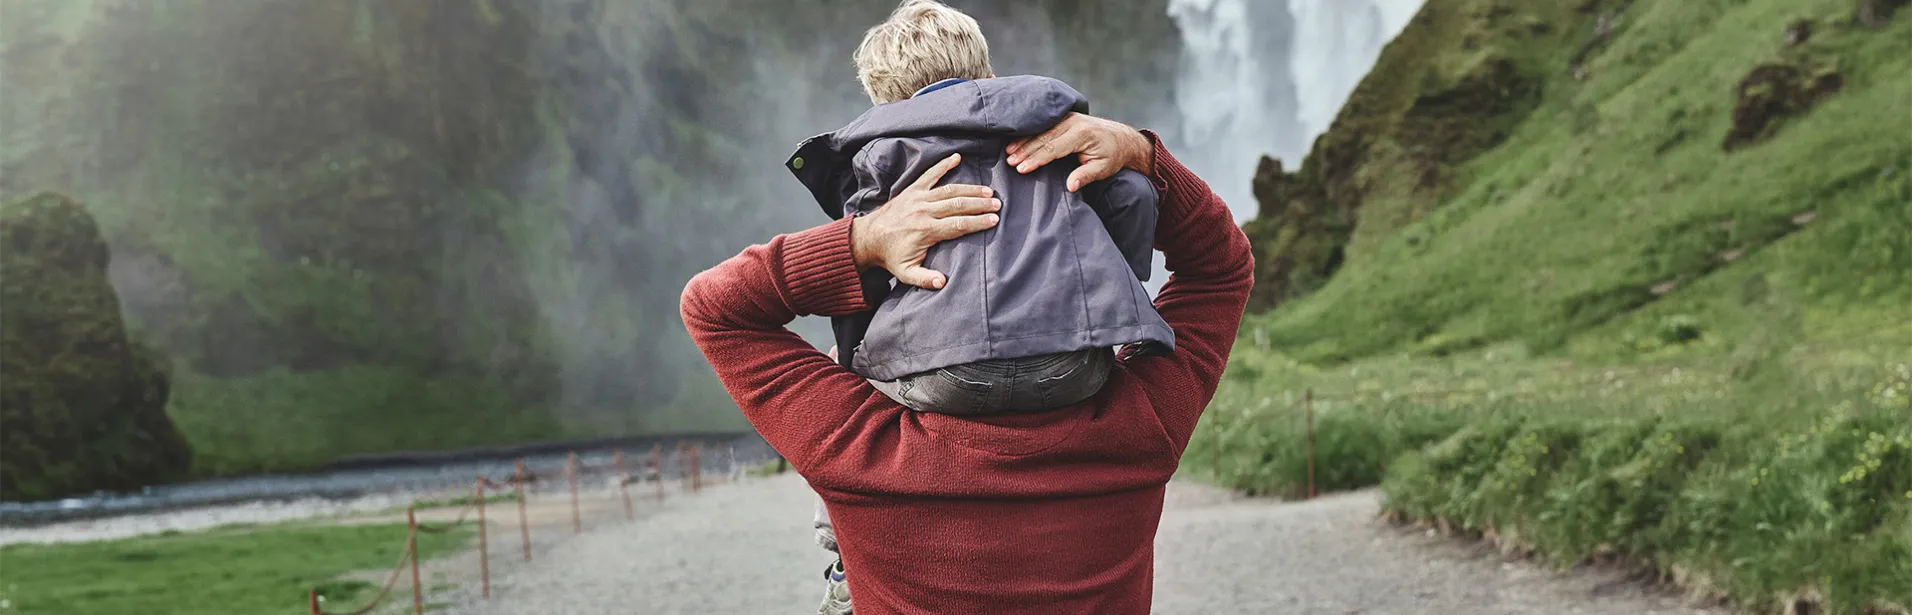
[817,559,852,615]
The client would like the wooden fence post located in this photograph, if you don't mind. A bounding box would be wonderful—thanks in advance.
[408,508,422,615]
[515,459,530,562]
[1306,389,1317,499]
[615,451,633,520]
[475,478,489,599]
[567,452,580,535]
[690,444,702,492]
[651,444,665,502]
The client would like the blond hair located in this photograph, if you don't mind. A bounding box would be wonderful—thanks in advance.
[853,0,994,104]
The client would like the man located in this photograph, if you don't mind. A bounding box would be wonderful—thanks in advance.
[681,113,1253,613]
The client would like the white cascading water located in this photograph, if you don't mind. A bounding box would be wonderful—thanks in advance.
[1169,0,1424,221]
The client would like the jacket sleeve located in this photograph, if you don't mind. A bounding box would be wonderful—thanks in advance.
[1118,132,1255,456]
[679,218,908,473]
[1078,169,1159,282]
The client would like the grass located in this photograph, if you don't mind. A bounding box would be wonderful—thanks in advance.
[1190,0,1912,612]
[1254,0,1912,363]
[0,521,469,615]
[407,490,520,511]
[166,366,567,477]
[1193,338,1912,611]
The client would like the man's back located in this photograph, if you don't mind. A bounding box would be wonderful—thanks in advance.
[683,124,1253,613]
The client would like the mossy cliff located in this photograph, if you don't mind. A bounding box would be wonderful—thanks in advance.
[1,192,191,500]
[1243,0,1910,360]
[1243,0,1569,310]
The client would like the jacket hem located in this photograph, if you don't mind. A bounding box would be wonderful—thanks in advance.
[855,323,1177,382]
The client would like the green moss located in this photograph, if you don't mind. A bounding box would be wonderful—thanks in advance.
[0,191,192,500]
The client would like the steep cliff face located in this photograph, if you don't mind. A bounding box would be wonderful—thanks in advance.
[0,192,192,500]
[1242,0,1577,310]
[1244,0,1911,362]
[0,0,1179,483]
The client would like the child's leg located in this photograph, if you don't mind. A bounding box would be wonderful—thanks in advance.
[872,349,1113,415]
[813,498,852,614]
[867,370,994,414]
[813,498,836,552]
[1009,347,1114,411]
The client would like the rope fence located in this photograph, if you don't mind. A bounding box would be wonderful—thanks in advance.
[307,441,732,615]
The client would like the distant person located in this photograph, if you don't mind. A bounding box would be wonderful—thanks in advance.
[682,9,1251,615]
[783,1,1170,611]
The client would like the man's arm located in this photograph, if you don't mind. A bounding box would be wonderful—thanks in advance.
[1008,116,1254,455]
[680,154,999,473]
[1124,134,1253,453]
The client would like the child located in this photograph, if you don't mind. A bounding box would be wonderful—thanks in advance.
[786,2,1173,612]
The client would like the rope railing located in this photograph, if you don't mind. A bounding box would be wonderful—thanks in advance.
[307,441,722,615]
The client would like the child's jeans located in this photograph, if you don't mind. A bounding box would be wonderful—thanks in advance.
[866,348,1115,415]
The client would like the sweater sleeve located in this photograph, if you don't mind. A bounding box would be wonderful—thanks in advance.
[1122,131,1255,455]
[679,217,905,471]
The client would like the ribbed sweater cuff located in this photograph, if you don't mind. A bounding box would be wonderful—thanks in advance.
[1139,129,1213,221]
[779,216,869,317]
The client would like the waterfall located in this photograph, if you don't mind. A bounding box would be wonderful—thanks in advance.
[1169,0,1424,220]
[1289,0,1423,139]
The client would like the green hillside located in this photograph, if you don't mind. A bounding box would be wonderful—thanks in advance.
[1197,0,1911,611]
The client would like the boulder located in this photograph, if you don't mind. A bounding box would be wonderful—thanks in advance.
[1,191,191,500]
[1723,63,1844,151]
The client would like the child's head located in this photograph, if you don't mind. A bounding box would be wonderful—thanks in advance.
[854,0,994,105]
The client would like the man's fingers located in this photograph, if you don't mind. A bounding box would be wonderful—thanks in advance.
[924,183,994,201]
[893,265,947,290]
[1067,159,1118,192]
[927,213,1000,241]
[1013,129,1083,174]
[908,154,964,191]
[924,196,1000,218]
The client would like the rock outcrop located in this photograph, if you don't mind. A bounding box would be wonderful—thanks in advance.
[1,191,191,500]
[1242,0,1571,311]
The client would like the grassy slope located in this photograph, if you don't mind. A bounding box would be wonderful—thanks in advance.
[1195,0,1912,611]
[0,522,468,615]
[1259,0,1911,361]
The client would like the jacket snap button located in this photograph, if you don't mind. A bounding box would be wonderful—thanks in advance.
[792,157,806,170]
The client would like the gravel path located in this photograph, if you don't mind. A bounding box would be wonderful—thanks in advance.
[443,473,1725,615]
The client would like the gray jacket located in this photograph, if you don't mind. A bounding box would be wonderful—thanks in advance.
[787,76,1174,381]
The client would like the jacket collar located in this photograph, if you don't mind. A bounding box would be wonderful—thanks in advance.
[913,78,969,97]
[786,75,1089,219]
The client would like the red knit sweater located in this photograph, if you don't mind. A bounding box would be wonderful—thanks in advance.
[681,134,1253,614]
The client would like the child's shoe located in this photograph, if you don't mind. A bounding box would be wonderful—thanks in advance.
[817,558,852,615]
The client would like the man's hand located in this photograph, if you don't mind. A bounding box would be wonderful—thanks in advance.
[850,153,1001,290]
[1005,113,1153,192]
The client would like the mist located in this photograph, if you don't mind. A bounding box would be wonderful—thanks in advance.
[0,0,1412,461]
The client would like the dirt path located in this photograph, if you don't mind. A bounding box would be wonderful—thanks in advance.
[438,473,1724,615]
